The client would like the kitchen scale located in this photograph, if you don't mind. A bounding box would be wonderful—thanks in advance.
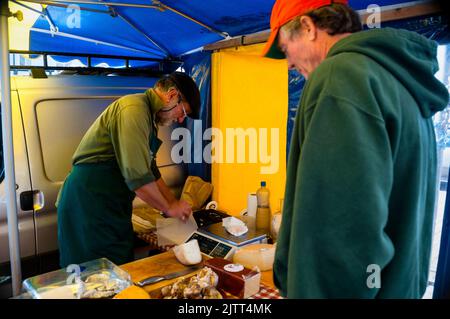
[185,222,268,260]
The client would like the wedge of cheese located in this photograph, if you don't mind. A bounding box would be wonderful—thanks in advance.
[113,285,151,299]
[232,244,275,271]
[173,239,202,265]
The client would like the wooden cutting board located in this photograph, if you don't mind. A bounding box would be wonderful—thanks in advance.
[120,251,205,298]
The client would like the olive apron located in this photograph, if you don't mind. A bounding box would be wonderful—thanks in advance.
[57,160,135,267]
[58,135,162,268]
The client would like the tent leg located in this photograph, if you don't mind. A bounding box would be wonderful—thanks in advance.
[0,1,23,297]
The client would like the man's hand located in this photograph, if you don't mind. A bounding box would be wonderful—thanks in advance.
[166,199,192,222]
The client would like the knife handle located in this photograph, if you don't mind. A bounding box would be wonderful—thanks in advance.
[135,276,165,287]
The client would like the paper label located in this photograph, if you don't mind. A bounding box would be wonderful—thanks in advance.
[224,263,244,272]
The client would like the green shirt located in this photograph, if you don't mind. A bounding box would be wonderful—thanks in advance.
[72,88,164,190]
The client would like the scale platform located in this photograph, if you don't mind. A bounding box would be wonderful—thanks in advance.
[185,222,268,260]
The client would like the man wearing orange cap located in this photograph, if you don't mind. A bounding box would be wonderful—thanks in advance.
[263,0,449,298]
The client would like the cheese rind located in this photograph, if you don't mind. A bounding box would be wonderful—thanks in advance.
[204,258,261,299]
[173,239,202,265]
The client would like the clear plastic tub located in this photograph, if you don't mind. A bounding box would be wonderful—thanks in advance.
[23,258,132,299]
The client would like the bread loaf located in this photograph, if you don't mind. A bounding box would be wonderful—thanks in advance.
[204,258,260,299]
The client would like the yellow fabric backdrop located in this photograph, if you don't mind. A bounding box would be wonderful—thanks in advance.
[211,43,288,216]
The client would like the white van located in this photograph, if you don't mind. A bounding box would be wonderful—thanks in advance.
[0,74,187,295]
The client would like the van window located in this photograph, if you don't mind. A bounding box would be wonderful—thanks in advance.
[35,98,115,182]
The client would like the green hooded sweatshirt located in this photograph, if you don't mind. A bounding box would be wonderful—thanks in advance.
[274,28,449,298]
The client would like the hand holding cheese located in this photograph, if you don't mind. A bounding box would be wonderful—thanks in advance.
[173,239,202,265]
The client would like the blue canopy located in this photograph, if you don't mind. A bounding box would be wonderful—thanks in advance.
[29,0,274,60]
[27,0,415,62]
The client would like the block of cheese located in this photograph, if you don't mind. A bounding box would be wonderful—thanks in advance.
[173,239,202,265]
[113,285,151,299]
[204,258,261,299]
[232,244,275,271]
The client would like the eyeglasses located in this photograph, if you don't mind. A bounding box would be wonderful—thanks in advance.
[160,94,188,118]
[181,103,187,118]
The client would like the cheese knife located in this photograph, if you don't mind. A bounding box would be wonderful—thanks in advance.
[135,265,202,287]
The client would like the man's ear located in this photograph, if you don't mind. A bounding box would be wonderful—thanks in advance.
[168,87,179,100]
[162,87,177,105]
[300,16,317,41]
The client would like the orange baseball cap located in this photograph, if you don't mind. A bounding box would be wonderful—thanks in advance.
[262,0,349,59]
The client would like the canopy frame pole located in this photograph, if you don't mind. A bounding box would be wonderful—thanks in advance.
[20,0,231,39]
[29,27,162,56]
[11,0,44,16]
[0,1,22,297]
[20,0,162,10]
[41,6,58,32]
[105,5,172,57]
[152,0,230,39]
[13,0,115,15]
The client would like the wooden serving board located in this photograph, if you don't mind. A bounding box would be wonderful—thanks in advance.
[120,251,205,298]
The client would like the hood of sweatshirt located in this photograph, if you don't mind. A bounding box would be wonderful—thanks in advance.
[327,27,449,118]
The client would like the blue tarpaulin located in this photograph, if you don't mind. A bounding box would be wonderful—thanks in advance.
[27,0,434,61]
[29,0,275,60]
[183,51,212,182]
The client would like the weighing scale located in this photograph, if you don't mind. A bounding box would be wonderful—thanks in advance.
[185,222,268,260]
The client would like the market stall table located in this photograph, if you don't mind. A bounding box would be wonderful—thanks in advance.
[120,250,281,299]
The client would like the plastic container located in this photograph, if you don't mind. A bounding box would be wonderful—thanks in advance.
[233,243,276,271]
[255,181,271,231]
[271,198,283,241]
[23,258,131,299]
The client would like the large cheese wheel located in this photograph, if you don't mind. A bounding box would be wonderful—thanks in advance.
[232,244,275,271]
[173,239,202,265]
[113,285,151,299]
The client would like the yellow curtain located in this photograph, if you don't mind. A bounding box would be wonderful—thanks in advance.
[211,43,288,216]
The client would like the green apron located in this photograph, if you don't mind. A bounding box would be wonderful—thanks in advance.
[57,160,136,267]
[58,107,162,267]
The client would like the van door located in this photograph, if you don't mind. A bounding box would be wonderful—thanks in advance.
[18,94,117,258]
[0,89,36,276]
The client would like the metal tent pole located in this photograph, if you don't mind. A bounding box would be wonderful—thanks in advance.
[0,1,22,297]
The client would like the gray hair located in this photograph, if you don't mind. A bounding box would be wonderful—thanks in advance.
[155,75,178,92]
[281,3,362,39]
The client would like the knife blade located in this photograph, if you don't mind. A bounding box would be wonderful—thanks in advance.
[135,265,202,287]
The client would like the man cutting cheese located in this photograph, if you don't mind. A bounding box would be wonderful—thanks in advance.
[57,72,201,267]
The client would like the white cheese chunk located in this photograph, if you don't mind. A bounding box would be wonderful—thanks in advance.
[173,239,202,265]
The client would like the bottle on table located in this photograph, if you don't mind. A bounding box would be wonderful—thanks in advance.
[255,181,271,232]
